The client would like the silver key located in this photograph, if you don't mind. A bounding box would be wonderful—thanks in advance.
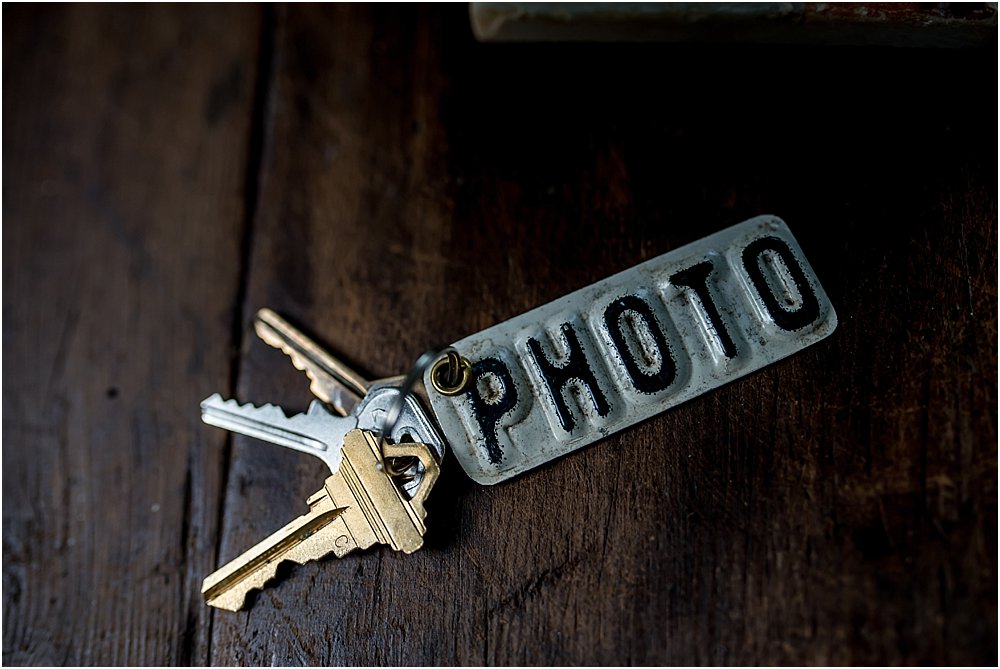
[201,395,356,475]
[200,387,445,485]
[201,309,446,494]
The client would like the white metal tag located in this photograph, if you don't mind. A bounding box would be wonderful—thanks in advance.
[424,215,837,485]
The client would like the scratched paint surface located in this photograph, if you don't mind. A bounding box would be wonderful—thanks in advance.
[427,216,838,484]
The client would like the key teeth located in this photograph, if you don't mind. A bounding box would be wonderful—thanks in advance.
[200,393,297,420]
[203,556,303,612]
[289,359,331,402]
[255,318,328,392]
[262,329,308,372]
[201,497,350,612]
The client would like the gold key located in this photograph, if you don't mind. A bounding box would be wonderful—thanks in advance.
[202,429,440,611]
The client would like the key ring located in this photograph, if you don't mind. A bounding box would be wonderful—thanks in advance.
[429,350,472,396]
[378,347,470,474]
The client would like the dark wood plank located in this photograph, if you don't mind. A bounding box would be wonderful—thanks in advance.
[2,5,261,665]
[6,4,984,665]
[206,5,996,666]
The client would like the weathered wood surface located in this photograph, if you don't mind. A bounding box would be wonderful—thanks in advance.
[3,5,996,666]
[2,5,262,665]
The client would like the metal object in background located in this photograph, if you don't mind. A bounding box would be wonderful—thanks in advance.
[470,2,997,47]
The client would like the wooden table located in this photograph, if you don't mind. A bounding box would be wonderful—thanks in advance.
[3,5,996,665]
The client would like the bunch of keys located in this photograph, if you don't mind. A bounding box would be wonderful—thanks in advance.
[199,216,838,610]
[200,308,450,611]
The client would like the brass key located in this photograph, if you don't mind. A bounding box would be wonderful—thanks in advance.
[202,429,440,611]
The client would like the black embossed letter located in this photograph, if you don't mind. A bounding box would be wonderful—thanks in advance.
[465,357,518,465]
[526,323,611,433]
[603,295,676,393]
[741,237,819,331]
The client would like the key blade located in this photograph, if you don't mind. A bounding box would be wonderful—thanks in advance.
[202,488,364,611]
[255,308,369,416]
[200,394,354,473]
[201,429,439,611]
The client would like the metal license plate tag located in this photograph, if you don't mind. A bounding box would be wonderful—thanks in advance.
[425,215,837,484]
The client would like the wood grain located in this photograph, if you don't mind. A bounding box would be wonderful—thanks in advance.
[208,5,996,666]
[3,4,996,666]
[2,5,261,665]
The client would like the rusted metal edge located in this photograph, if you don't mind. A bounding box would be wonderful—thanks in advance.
[470,2,997,47]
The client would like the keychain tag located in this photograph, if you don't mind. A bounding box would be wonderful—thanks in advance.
[424,215,837,484]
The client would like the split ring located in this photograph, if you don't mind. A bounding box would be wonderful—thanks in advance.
[430,353,472,396]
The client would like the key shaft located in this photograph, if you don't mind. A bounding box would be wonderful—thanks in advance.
[202,489,357,611]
